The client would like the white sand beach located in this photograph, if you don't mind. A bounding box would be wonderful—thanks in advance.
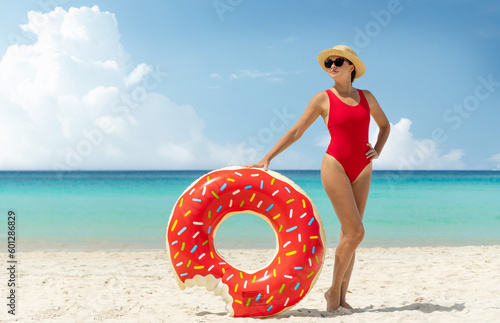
[3,246,500,322]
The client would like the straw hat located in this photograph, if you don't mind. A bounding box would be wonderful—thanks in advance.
[317,45,365,79]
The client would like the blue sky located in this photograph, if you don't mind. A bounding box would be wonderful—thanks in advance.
[0,0,499,170]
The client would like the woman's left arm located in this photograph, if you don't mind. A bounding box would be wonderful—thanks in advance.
[364,90,390,160]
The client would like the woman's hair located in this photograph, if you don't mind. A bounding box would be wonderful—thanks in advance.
[346,59,356,83]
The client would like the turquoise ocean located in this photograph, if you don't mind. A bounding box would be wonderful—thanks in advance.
[1,170,499,251]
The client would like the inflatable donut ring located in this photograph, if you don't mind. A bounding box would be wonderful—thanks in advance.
[166,166,325,317]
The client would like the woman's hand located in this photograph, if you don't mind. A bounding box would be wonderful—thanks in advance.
[365,143,379,161]
[245,157,270,171]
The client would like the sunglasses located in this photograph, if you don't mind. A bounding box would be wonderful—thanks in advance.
[324,57,348,69]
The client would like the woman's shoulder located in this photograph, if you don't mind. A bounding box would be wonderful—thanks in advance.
[304,91,329,114]
[357,88,374,98]
[315,89,330,96]
[311,90,330,102]
[356,89,380,108]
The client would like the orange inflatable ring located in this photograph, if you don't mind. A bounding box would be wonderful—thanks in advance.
[166,166,325,317]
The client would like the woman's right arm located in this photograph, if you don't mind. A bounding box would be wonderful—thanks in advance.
[246,92,328,170]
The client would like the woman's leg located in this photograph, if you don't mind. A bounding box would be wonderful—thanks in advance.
[338,164,372,308]
[339,232,355,309]
[321,154,367,311]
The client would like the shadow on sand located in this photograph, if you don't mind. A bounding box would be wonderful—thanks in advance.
[275,302,465,318]
[197,302,465,319]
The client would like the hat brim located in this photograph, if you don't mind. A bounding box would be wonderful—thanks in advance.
[317,49,365,79]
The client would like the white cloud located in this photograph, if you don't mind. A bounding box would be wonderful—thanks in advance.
[213,69,300,83]
[489,153,500,170]
[372,118,466,170]
[0,6,246,170]
[266,77,284,83]
[124,63,151,87]
[281,36,297,43]
[230,69,282,81]
[236,70,276,78]
[489,153,500,162]
[315,118,466,170]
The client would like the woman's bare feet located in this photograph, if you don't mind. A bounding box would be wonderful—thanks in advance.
[340,300,353,310]
[324,289,340,312]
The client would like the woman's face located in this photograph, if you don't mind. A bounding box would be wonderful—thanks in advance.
[327,55,354,81]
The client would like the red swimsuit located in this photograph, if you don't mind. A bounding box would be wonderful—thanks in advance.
[326,89,371,182]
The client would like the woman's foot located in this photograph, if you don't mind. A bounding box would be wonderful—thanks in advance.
[324,289,340,312]
[340,300,353,310]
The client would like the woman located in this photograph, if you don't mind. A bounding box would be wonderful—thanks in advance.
[246,45,390,311]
